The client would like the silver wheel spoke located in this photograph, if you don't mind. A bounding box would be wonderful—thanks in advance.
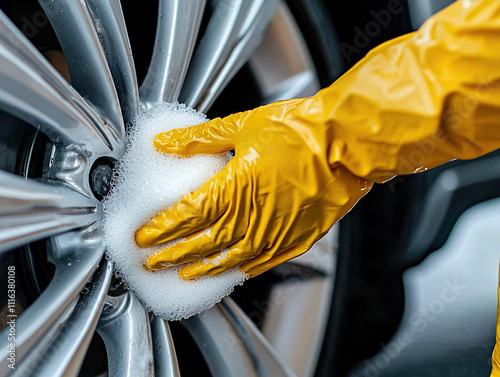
[249,2,320,105]
[262,230,337,377]
[23,260,113,377]
[0,171,96,254]
[182,305,257,377]
[179,0,279,112]
[220,298,297,377]
[0,226,105,372]
[263,71,317,103]
[86,0,140,123]
[0,11,120,156]
[151,317,181,377]
[263,277,334,377]
[97,292,154,377]
[140,0,206,105]
[39,0,125,140]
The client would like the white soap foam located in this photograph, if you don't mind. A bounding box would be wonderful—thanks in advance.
[102,102,247,321]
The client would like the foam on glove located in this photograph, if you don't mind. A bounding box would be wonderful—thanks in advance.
[102,102,247,321]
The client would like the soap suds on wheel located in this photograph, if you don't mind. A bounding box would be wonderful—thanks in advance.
[102,102,247,321]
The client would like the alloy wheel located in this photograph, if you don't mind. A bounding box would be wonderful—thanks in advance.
[0,1,337,376]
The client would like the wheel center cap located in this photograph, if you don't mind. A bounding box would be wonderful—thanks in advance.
[90,158,114,200]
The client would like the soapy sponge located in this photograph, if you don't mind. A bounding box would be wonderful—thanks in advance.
[102,102,247,321]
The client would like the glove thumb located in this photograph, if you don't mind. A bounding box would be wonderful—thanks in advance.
[154,114,241,155]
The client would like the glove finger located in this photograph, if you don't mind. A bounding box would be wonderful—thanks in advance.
[178,238,259,280]
[144,206,249,269]
[135,160,237,247]
[241,242,313,278]
[154,115,242,155]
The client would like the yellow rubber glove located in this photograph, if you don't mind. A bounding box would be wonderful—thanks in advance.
[493,271,500,377]
[136,99,373,278]
[136,0,500,281]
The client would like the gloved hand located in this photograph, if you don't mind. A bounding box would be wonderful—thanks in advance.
[135,99,373,279]
[136,0,500,280]
[493,293,500,376]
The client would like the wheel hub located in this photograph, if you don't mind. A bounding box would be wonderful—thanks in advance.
[90,158,114,201]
